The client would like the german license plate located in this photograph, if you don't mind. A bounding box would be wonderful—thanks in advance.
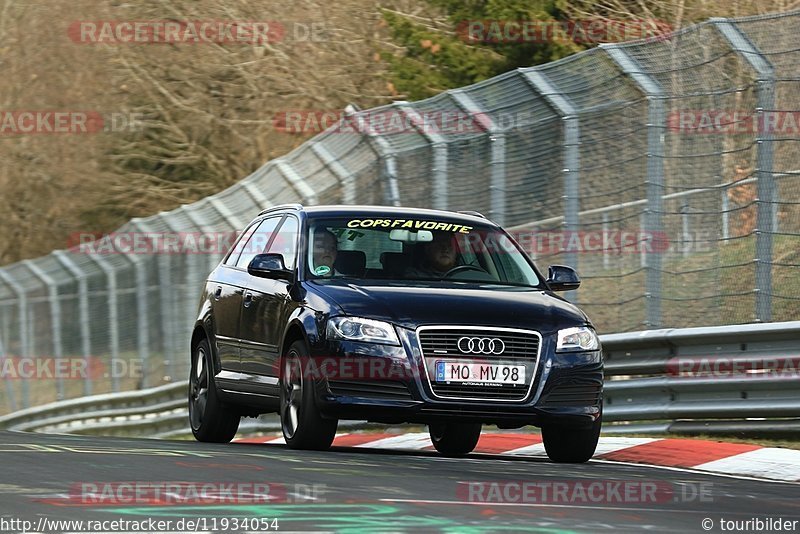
[435,360,525,385]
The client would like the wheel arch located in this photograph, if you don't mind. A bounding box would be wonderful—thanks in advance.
[281,320,310,359]
[190,321,221,376]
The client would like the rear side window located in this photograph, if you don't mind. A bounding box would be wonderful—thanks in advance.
[234,216,282,269]
[224,221,260,266]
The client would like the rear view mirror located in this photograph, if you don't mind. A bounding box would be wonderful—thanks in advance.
[389,229,433,243]
[546,265,581,291]
[248,253,294,281]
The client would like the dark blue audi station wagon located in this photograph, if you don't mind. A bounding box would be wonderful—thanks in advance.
[189,204,602,462]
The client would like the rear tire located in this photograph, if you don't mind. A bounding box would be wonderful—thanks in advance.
[280,340,338,450]
[429,422,482,457]
[542,415,601,463]
[189,338,240,443]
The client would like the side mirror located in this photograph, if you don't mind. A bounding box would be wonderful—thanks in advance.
[247,253,293,281]
[546,265,580,291]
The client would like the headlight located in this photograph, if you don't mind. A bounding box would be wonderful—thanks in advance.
[326,316,400,346]
[556,326,599,352]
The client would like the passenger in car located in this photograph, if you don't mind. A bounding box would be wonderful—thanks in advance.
[312,228,339,276]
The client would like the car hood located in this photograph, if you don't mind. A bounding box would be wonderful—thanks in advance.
[307,279,590,333]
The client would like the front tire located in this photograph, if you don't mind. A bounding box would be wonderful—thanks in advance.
[280,340,338,450]
[542,415,601,463]
[429,422,482,457]
[189,338,240,443]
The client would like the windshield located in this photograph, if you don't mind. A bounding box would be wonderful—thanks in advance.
[305,216,544,287]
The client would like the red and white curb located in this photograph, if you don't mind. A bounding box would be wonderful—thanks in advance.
[238,432,800,483]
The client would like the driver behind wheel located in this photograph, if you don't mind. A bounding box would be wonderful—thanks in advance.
[405,231,459,278]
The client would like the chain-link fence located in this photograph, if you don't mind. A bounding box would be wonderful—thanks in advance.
[0,10,798,413]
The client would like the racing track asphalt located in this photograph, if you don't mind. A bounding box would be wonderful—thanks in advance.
[0,430,798,533]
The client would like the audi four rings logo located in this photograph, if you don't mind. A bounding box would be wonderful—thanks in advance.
[457,336,506,354]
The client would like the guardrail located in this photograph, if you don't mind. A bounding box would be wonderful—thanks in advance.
[603,321,800,435]
[0,380,366,437]
[0,382,188,437]
[1,321,798,438]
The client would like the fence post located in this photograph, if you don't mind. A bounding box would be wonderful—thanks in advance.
[347,108,401,206]
[241,179,274,212]
[23,260,65,401]
[52,251,92,396]
[602,213,610,269]
[0,330,15,412]
[522,70,580,302]
[185,199,235,277]
[722,189,730,240]
[713,18,776,322]
[450,90,506,225]
[179,205,218,339]
[681,204,692,258]
[275,160,319,206]
[397,103,449,210]
[603,45,666,329]
[111,230,151,389]
[132,219,177,382]
[155,216,184,382]
[82,252,121,392]
[0,270,28,408]
[311,141,357,204]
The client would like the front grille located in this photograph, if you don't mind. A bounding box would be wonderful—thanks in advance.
[327,379,412,401]
[543,383,602,407]
[418,327,541,401]
[419,330,539,360]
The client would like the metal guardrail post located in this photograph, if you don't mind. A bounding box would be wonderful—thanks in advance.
[111,227,151,388]
[208,197,247,270]
[522,70,580,302]
[0,319,16,412]
[311,141,357,204]
[23,260,65,401]
[132,219,176,382]
[0,270,28,408]
[0,304,17,412]
[183,200,227,277]
[722,189,730,240]
[209,198,246,231]
[603,45,666,328]
[347,108,401,207]
[156,214,191,382]
[82,252,121,392]
[450,90,506,226]
[52,251,92,396]
[602,213,610,269]
[713,19,776,322]
[178,205,219,343]
[397,103,449,210]
[240,179,273,212]
[275,160,319,205]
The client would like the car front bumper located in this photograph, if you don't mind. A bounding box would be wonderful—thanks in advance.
[311,332,603,429]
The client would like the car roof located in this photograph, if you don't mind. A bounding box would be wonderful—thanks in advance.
[260,204,498,227]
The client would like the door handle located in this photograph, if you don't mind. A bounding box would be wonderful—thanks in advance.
[213,286,222,300]
[243,292,253,308]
